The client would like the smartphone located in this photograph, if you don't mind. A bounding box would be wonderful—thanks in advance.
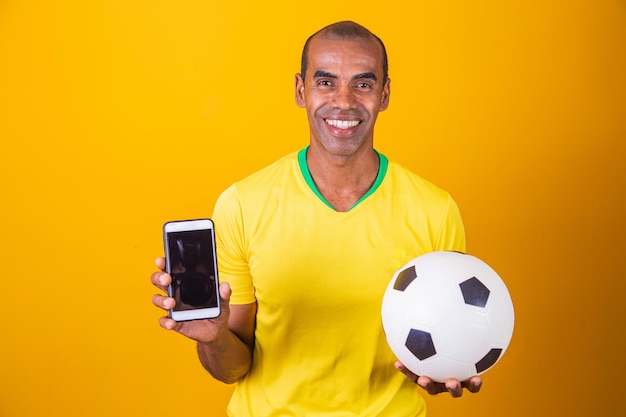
[163,219,220,321]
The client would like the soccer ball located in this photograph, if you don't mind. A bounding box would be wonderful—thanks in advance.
[381,251,514,383]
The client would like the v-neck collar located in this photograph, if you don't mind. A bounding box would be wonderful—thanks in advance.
[297,146,388,211]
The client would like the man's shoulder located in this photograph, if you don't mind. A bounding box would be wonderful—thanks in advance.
[217,150,301,204]
[384,158,450,198]
[214,151,300,215]
[236,150,300,188]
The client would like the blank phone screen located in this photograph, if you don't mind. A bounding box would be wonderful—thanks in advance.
[166,229,218,311]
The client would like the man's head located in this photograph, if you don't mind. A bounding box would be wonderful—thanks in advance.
[295,21,391,159]
[300,21,389,85]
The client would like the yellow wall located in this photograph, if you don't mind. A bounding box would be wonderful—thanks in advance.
[1,1,624,416]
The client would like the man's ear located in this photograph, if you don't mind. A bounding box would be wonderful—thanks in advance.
[380,77,391,111]
[295,73,306,108]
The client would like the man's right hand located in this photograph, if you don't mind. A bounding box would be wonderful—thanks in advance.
[150,256,232,343]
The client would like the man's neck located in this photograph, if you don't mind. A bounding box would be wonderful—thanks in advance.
[306,147,380,212]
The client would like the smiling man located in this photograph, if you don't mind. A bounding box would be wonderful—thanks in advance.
[151,21,481,416]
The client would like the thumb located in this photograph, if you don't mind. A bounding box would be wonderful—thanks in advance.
[218,282,232,318]
[219,281,232,301]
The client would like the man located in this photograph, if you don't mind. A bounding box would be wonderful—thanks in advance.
[151,21,482,416]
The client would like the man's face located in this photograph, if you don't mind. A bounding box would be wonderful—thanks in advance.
[295,36,390,158]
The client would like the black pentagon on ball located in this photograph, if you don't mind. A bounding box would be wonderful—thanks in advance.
[393,265,417,291]
[459,277,490,307]
[405,328,437,360]
[475,348,503,373]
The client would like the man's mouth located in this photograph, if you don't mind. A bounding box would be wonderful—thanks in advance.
[325,119,360,129]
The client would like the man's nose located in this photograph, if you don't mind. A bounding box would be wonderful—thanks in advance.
[331,84,357,109]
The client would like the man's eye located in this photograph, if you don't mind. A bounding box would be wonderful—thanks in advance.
[318,80,333,86]
[356,82,372,89]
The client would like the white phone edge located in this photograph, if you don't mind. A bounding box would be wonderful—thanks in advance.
[163,218,221,322]
[170,306,221,321]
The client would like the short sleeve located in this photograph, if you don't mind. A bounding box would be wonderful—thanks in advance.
[211,184,256,305]
[435,194,467,253]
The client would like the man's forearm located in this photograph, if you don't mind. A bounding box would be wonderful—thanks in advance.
[196,328,253,384]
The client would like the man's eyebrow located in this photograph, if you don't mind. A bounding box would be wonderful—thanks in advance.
[354,72,378,81]
[313,70,337,79]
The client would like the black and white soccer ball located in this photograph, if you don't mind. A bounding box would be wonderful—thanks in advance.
[381,251,514,383]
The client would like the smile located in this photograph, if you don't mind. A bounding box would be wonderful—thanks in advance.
[325,119,360,129]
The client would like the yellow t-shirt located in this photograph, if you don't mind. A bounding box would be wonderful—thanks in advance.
[212,149,466,417]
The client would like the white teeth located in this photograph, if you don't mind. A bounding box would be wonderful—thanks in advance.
[325,119,360,129]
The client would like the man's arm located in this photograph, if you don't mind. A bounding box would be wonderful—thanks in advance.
[151,257,256,384]
[196,301,256,383]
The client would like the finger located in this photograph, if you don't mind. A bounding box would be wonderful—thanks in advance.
[152,293,175,310]
[445,378,463,398]
[219,281,232,301]
[213,282,232,323]
[394,362,418,384]
[151,270,171,291]
[417,376,443,396]
[158,316,179,331]
[155,256,166,271]
[462,376,482,394]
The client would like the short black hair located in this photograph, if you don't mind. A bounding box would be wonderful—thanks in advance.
[300,21,389,84]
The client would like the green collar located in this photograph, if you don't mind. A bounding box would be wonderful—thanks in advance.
[297,146,388,211]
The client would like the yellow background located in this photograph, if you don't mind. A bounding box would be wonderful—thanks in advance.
[1,1,625,416]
